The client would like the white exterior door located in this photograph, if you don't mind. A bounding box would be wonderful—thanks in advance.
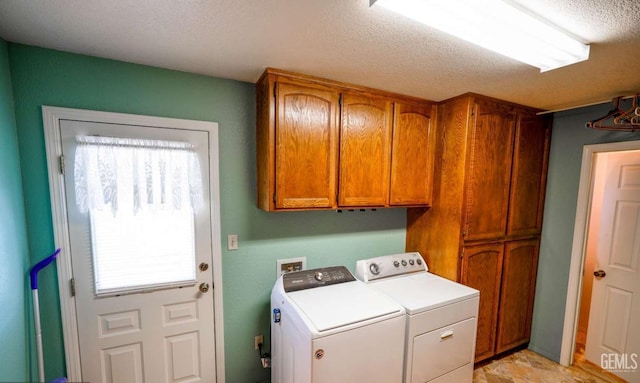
[60,119,217,383]
[585,150,640,382]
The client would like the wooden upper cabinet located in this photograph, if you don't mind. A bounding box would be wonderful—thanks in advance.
[257,68,435,211]
[507,113,551,236]
[461,243,504,363]
[274,82,340,209]
[463,99,516,241]
[496,239,540,353]
[338,93,393,207]
[389,102,436,206]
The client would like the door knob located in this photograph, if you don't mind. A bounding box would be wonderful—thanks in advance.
[199,262,209,272]
[199,282,210,293]
[594,270,606,278]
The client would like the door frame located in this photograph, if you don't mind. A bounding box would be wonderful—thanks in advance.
[42,106,226,382]
[560,139,640,366]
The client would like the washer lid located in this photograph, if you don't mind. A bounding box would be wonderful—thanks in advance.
[372,273,479,315]
[288,280,404,332]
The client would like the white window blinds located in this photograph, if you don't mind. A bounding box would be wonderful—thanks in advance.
[89,207,196,295]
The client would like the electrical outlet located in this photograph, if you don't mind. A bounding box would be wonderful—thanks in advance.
[255,334,264,350]
[227,234,238,250]
[276,257,306,278]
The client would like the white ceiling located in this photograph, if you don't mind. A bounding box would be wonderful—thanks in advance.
[1,0,639,111]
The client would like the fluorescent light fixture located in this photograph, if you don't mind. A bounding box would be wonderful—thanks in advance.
[370,0,590,72]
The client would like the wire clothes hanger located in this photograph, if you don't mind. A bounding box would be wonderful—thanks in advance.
[586,94,640,132]
[613,94,639,124]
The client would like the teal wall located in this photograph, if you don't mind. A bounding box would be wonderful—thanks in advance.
[8,44,406,383]
[0,39,30,381]
[10,41,636,381]
[529,103,640,361]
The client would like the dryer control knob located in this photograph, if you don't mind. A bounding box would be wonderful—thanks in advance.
[417,258,422,265]
[315,272,324,281]
[401,260,407,266]
[393,260,400,268]
[369,263,381,275]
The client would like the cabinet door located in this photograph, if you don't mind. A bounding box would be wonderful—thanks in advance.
[507,114,551,236]
[461,243,504,362]
[463,100,515,241]
[275,81,340,209]
[389,102,435,206]
[496,239,539,353]
[339,93,392,207]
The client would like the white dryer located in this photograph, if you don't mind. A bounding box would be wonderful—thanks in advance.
[356,253,480,383]
[271,266,406,383]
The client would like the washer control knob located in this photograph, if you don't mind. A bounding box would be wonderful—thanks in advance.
[315,272,324,281]
[417,258,423,265]
[401,260,407,266]
[409,259,415,265]
[369,263,381,275]
[393,260,400,268]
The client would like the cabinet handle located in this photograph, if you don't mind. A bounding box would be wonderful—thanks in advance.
[440,330,454,340]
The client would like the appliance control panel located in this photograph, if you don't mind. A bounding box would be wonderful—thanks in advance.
[283,266,356,292]
[355,252,428,282]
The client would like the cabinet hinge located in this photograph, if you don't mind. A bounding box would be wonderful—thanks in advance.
[70,278,76,297]
[58,155,65,175]
[471,106,476,117]
[273,193,276,204]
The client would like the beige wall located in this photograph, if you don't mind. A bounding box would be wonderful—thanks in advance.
[577,154,607,343]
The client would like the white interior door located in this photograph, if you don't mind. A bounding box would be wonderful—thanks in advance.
[585,150,640,382]
[60,119,217,383]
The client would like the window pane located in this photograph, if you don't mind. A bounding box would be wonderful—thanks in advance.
[89,208,196,295]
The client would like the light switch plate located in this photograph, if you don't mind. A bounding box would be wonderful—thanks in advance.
[227,234,238,250]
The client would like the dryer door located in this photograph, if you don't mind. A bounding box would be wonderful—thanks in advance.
[410,317,476,382]
[311,315,404,383]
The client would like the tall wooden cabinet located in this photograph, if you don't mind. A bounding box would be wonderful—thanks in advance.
[257,68,436,211]
[406,93,551,362]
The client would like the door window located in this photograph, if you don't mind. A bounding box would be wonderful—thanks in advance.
[74,136,202,295]
[73,135,204,296]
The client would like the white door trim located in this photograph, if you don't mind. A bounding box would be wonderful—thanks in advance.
[42,106,225,382]
[560,139,640,366]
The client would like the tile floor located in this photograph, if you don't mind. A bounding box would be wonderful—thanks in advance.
[473,348,628,383]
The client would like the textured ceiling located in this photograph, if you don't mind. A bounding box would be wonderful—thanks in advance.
[1,0,639,111]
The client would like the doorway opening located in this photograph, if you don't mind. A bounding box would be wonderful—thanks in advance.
[560,140,640,381]
[572,148,609,368]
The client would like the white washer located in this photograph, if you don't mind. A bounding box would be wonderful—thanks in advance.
[271,266,406,383]
[356,253,480,383]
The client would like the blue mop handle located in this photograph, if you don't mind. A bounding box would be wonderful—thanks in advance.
[30,248,61,290]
